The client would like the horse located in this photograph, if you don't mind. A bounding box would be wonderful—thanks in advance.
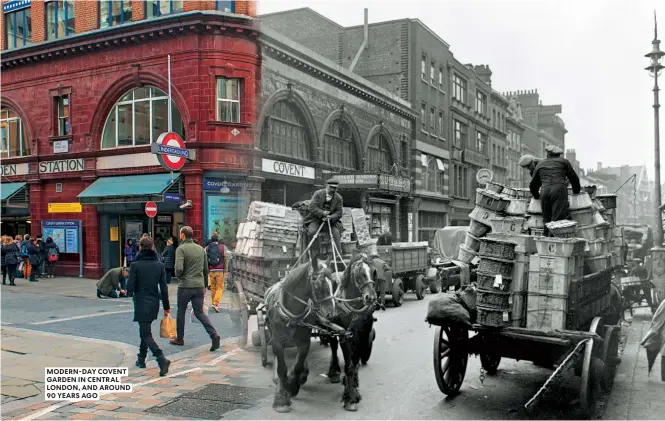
[326,251,378,412]
[265,257,337,413]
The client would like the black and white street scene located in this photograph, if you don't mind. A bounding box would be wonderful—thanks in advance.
[2,0,665,420]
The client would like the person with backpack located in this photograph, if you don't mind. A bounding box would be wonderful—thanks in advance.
[36,234,47,278]
[44,237,60,278]
[26,237,41,282]
[21,234,32,279]
[205,232,229,313]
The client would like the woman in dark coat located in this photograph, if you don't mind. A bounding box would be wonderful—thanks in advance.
[126,236,171,376]
[161,237,176,284]
[124,239,138,266]
[26,239,41,282]
[2,236,20,285]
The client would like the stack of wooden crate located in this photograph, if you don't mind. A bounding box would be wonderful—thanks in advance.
[475,238,518,327]
[237,202,302,259]
[458,187,509,264]
[611,226,626,268]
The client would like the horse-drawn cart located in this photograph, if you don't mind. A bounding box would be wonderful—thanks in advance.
[431,314,620,417]
[375,242,431,306]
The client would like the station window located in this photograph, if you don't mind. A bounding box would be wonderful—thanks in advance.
[0,108,30,158]
[216,1,235,13]
[216,78,241,123]
[4,5,31,49]
[146,0,183,18]
[55,95,70,136]
[100,0,132,28]
[46,0,74,40]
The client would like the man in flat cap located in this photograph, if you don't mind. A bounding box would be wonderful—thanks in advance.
[518,154,541,177]
[529,145,581,236]
[304,178,344,263]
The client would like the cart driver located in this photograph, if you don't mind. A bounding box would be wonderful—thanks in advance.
[304,178,343,264]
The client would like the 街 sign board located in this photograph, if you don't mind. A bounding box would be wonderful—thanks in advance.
[41,220,84,277]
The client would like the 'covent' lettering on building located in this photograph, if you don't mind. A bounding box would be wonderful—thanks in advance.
[39,159,85,174]
[261,158,315,179]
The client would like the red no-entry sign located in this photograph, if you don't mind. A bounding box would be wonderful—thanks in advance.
[145,201,158,218]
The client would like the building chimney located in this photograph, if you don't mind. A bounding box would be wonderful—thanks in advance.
[349,9,369,72]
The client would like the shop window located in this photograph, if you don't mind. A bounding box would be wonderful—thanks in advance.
[368,132,392,173]
[216,0,235,12]
[46,0,74,40]
[146,0,183,18]
[0,108,30,158]
[55,95,70,136]
[4,5,31,49]
[216,78,241,123]
[100,0,132,28]
[101,86,184,149]
[323,119,357,170]
[260,101,310,160]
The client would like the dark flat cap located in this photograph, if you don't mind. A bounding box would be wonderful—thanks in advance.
[327,178,340,186]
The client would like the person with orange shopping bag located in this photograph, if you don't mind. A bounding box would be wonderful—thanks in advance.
[126,236,171,376]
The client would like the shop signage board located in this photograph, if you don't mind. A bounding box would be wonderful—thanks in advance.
[351,208,372,246]
[261,158,315,179]
[145,201,158,218]
[476,168,494,184]
[203,178,251,192]
[379,174,411,193]
[332,174,378,188]
[41,220,83,277]
[39,158,84,174]
[157,215,172,223]
[463,149,487,167]
[48,203,82,213]
[164,193,181,203]
[0,163,29,176]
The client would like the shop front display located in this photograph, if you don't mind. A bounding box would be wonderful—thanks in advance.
[202,175,252,249]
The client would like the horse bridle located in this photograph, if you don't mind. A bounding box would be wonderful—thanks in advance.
[335,260,376,314]
[277,271,336,325]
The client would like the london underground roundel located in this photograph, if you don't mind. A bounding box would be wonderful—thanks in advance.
[156,132,186,171]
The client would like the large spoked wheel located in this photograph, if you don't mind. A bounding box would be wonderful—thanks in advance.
[257,311,269,367]
[433,324,468,396]
[480,352,502,375]
[415,275,427,300]
[392,279,405,307]
[580,317,603,418]
[601,326,620,392]
[361,328,376,365]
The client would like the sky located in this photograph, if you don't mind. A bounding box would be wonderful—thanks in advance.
[257,0,665,176]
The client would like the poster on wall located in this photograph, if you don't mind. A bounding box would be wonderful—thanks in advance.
[207,195,247,248]
[125,221,143,245]
[41,220,81,254]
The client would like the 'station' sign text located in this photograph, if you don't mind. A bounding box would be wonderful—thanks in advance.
[262,158,314,179]
[39,159,84,174]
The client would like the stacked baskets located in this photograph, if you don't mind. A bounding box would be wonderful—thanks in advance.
[476,238,518,327]
[458,188,510,264]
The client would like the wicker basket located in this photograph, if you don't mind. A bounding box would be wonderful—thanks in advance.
[458,245,479,264]
[489,217,526,235]
[568,193,593,210]
[527,198,543,214]
[596,194,617,210]
[464,232,481,251]
[485,182,504,194]
[477,270,512,291]
[478,256,515,279]
[479,238,517,260]
[477,304,512,327]
[477,289,512,308]
[500,187,518,198]
[469,219,491,237]
[514,188,532,200]
[505,199,529,216]
[569,209,595,226]
[475,189,510,213]
[545,220,578,237]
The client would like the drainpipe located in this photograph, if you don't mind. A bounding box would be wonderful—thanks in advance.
[349,8,368,72]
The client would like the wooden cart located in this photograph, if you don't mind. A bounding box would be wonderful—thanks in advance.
[430,314,621,418]
[375,242,430,306]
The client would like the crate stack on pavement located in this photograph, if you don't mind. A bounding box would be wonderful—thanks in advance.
[233,202,302,298]
[476,237,521,327]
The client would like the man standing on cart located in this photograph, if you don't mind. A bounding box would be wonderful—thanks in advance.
[529,145,581,236]
[304,178,343,264]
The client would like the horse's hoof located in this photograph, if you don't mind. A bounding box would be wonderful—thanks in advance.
[329,374,341,384]
[273,405,291,413]
[344,402,358,412]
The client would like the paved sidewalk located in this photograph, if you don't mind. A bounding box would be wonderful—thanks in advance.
[1,327,137,414]
[603,308,665,420]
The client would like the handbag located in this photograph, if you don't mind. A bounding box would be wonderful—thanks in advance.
[159,315,176,339]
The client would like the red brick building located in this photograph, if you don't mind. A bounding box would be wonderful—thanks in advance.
[1,0,259,277]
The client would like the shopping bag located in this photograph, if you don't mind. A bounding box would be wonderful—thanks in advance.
[160,315,176,339]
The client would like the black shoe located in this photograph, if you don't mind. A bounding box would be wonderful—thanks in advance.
[210,334,221,352]
[157,356,171,377]
[136,353,147,369]
[97,290,102,298]
[9,281,16,286]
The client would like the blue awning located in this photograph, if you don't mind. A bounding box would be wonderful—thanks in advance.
[78,173,181,205]
[1,182,27,201]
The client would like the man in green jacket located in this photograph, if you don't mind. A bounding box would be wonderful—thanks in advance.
[96,267,128,298]
[170,226,220,351]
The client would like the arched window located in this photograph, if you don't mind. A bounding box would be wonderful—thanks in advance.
[260,101,310,160]
[101,86,184,149]
[368,132,392,173]
[0,108,29,158]
[322,119,357,170]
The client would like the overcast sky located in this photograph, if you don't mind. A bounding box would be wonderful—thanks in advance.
[258,0,664,176]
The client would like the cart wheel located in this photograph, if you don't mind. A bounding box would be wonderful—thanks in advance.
[580,318,603,418]
[601,326,620,392]
[258,311,269,367]
[429,279,441,294]
[433,324,468,396]
[360,328,376,365]
[480,353,501,375]
[415,275,427,300]
[392,279,405,307]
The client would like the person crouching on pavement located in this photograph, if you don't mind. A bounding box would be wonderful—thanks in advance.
[170,226,221,351]
[126,236,171,376]
[97,267,128,298]
[206,232,230,313]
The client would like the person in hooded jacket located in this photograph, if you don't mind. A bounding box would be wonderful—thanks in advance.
[126,236,171,376]
[124,239,138,266]
[44,237,60,278]
[2,236,20,285]
[161,237,176,284]
[26,237,41,282]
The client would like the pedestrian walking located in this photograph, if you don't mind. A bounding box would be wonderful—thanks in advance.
[2,236,20,286]
[96,267,128,298]
[161,237,176,284]
[529,145,581,237]
[21,234,32,279]
[26,237,40,282]
[36,234,47,277]
[205,232,230,313]
[126,236,171,376]
[170,226,221,351]
[14,235,23,278]
[124,239,138,267]
[44,237,60,278]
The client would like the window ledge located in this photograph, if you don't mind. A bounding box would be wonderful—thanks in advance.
[421,129,429,135]
[206,120,252,128]
[439,89,447,95]
[48,135,73,142]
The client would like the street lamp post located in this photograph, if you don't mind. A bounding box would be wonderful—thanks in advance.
[646,11,665,246]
